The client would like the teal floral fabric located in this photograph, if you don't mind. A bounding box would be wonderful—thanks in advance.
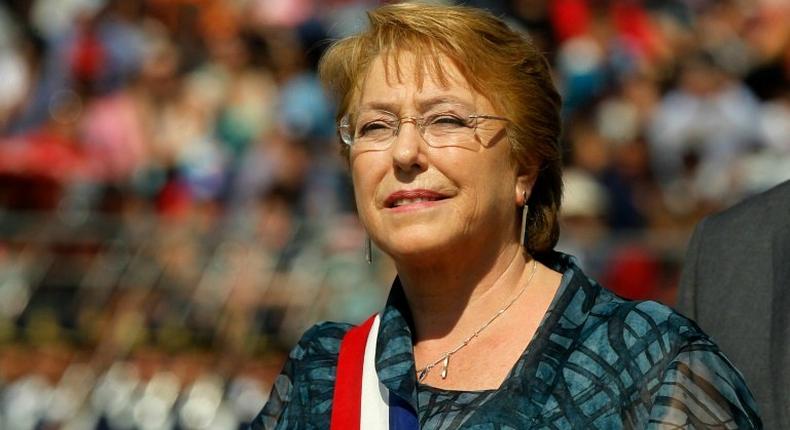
[250,253,761,429]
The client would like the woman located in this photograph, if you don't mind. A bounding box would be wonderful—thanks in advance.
[250,3,760,429]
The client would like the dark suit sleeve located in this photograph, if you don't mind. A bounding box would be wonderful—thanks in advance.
[677,218,707,320]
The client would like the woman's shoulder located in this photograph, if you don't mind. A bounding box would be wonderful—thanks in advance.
[599,297,761,427]
[560,290,761,427]
[550,271,715,376]
[288,321,354,363]
[546,252,712,354]
[586,288,711,349]
[548,289,759,428]
[250,321,354,429]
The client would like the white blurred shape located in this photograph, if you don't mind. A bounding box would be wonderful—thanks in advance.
[759,99,790,153]
[178,373,224,429]
[597,99,640,145]
[562,168,609,218]
[558,36,604,75]
[31,0,105,39]
[46,363,96,423]
[2,375,53,430]
[227,376,268,422]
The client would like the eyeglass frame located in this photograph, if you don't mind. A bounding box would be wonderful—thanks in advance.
[338,111,511,149]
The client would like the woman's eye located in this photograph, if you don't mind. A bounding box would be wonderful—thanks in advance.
[358,121,393,136]
[430,115,468,127]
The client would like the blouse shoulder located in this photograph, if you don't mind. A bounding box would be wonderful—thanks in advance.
[587,288,709,348]
[575,292,761,428]
[249,321,352,430]
[292,321,353,358]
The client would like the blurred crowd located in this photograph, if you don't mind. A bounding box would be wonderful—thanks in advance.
[0,0,787,428]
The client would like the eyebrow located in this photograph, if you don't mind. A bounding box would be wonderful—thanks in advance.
[358,95,475,113]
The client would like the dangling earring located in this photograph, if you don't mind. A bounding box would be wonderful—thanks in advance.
[520,191,529,247]
[364,234,372,264]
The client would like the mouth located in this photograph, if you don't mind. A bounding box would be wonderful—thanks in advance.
[384,189,450,209]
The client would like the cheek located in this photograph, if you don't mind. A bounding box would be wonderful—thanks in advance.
[350,156,383,218]
[471,155,518,215]
[351,171,372,211]
[465,149,513,187]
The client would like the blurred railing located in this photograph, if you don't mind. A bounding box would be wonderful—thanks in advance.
[0,208,393,429]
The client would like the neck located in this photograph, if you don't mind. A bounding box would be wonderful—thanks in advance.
[395,240,535,343]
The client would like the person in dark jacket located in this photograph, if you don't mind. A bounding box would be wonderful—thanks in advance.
[678,179,790,430]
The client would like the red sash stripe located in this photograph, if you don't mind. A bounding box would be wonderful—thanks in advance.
[330,315,378,430]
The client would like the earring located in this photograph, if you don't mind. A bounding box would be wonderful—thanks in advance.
[364,234,372,264]
[520,191,528,247]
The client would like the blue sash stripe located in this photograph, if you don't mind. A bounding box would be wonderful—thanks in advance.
[388,392,419,429]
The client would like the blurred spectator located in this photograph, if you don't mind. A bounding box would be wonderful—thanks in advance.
[648,51,761,204]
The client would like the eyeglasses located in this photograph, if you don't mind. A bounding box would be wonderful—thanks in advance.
[339,110,510,151]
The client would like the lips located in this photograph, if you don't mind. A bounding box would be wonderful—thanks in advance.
[384,189,450,209]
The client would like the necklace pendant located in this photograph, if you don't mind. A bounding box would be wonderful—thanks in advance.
[417,367,429,382]
[440,355,450,379]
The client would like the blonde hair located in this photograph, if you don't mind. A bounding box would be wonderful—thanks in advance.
[318,2,563,255]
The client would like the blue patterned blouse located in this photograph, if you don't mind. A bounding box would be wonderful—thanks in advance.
[250,253,761,429]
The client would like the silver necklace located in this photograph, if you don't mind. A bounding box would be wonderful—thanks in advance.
[416,260,538,383]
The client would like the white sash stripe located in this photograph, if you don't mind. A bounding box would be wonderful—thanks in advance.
[359,315,390,429]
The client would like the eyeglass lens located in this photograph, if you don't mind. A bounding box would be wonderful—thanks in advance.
[347,111,483,151]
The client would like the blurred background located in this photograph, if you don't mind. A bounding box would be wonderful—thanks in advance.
[0,0,787,428]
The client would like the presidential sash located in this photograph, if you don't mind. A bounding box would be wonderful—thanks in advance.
[330,314,419,429]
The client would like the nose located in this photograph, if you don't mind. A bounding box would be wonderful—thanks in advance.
[391,117,427,172]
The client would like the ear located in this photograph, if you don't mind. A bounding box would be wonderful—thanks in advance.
[515,171,537,206]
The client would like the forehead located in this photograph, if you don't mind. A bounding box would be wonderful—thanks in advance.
[355,52,487,111]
